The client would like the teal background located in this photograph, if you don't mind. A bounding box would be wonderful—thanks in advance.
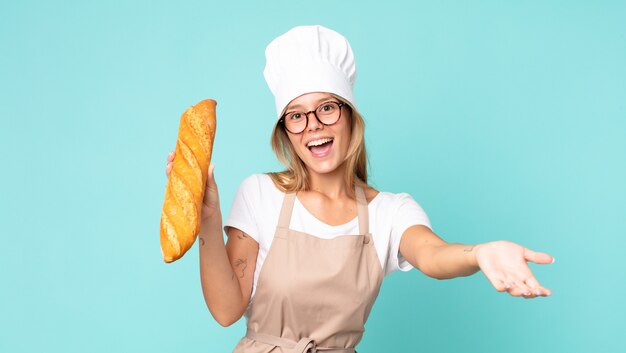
[1,1,624,352]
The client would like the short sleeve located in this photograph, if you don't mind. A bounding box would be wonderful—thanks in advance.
[385,193,432,276]
[224,175,261,244]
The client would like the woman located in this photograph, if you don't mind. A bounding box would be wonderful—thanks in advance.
[166,25,553,353]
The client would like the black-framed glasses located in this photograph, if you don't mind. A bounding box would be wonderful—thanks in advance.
[278,101,346,134]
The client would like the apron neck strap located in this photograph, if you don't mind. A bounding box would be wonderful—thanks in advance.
[277,192,297,229]
[277,185,370,234]
[355,186,369,235]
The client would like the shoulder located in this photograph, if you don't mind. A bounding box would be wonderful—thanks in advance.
[235,173,284,202]
[228,174,284,223]
[363,185,410,206]
[367,187,428,221]
[363,185,417,207]
[362,185,379,205]
[238,173,277,191]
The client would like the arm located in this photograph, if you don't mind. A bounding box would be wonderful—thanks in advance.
[197,164,259,327]
[399,225,554,298]
[198,223,258,327]
[166,155,258,326]
[399,225,479,280]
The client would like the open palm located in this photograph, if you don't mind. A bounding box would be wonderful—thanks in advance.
[475,240,554,298]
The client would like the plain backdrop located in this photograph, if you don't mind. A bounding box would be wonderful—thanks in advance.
[1,1,625,352]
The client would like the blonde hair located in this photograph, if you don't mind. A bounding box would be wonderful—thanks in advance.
[268,94,368,197]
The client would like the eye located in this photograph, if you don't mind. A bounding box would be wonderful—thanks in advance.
[288,112,304,121]
[319,103,337,112]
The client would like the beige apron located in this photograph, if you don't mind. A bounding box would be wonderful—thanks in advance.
[232,186,384,353]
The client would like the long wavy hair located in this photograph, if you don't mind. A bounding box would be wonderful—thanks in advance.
[268,94,368,198]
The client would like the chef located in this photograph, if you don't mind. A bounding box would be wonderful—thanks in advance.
[165,25,554,353]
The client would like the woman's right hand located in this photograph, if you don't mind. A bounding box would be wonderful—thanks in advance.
[166,150,221,221]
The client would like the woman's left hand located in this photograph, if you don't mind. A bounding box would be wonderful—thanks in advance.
[474,241,554,299]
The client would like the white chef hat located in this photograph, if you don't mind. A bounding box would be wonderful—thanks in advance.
[263,25,357,120]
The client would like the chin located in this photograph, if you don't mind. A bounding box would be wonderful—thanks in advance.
[305,158,344,175]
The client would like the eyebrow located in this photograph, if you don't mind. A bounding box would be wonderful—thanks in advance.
[285,96,335,112]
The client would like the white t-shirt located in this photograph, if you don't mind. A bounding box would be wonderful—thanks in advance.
[224,174,432,300]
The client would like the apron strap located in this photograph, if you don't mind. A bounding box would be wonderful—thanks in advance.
[355,186,369,235]
[277,192,297,230]
[279,186,369,235]
[246,328,356,353]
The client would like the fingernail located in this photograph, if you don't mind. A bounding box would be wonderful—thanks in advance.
[551,257,556,264]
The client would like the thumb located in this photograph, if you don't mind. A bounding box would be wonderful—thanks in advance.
[524,248,555,264]
[203,164,219,204]
[206,163,217,189]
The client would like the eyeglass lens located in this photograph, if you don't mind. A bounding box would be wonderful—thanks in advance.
[284,102,341,134]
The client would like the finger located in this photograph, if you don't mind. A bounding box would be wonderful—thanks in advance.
[502,276,530,297]
[530,286,552,297]
[520,282,537,299]
[481,270,508,292]
[207,164,215,182]
[166,163,173,178]
[507,286,523,297]
[523,276,544,296]
[494,278,511,292]
[515,266,553,296]
[518,278,538,298]
[522,276,551,295]
[167,150,175,162]
[541,287,553,296]
[525,280,552,296]
[206,164,218,190]
[513,279,534,297]
[508,285,530,297]
[524,248,554,265]
[203,164,219,205]
[487,277,508,292]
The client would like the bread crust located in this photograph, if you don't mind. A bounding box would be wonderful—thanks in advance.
[160,99,217,263]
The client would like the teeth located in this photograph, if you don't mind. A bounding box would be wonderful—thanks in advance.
[307,138,333,147]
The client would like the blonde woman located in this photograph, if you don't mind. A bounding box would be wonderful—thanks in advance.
[165,25,554,353]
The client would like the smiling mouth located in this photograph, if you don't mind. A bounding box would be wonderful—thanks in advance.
[307,138,334,157]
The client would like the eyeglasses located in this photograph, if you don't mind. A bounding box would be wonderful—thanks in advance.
[278,101,346,134]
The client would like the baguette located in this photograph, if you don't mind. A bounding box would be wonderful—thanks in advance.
[160,99,217,263]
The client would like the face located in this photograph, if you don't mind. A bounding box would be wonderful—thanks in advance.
[282,92,352,176]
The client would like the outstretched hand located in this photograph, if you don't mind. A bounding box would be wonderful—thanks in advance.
[474,241,554,299]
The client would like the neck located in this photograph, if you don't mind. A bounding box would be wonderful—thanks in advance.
[306,163,350,199]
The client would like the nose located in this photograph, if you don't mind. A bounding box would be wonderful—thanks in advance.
[305,111,323,131]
